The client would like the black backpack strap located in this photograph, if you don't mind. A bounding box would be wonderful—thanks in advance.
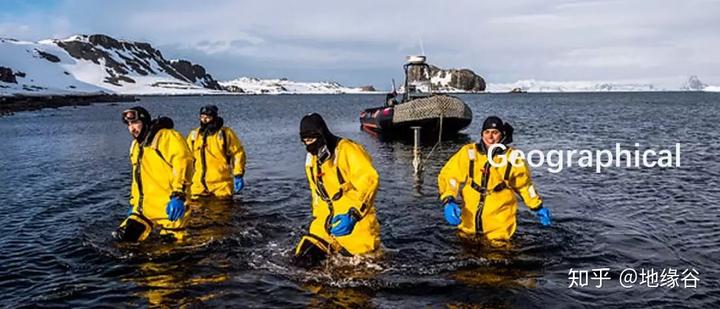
[492,150,514,192]
[467,145,486,193]
[219,128,231,165]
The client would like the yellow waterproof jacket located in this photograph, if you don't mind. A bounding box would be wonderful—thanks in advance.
[302,139,381,255]
[438,144,543,241]
[187,126,246,198]
[129,128,193,229]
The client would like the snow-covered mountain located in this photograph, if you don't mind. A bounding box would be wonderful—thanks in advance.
[219,77,375,94]
[487,79,660,92]
[487,76,720,93]
[3,34,718,96]
[0,34,225,96]
[0,34,377,96]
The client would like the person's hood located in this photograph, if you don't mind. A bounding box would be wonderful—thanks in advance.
[141,116,174,146]
[200,116,224,135]
[299,113,340,153]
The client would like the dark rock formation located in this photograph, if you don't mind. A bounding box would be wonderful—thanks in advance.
[36,50,61,63]
[223,85,245,93]
[0,66,18,84]
[359,85,376,91]
[104,75,136,86]
[54,34,222,90]
[407,64,486,92]
[169,60,223,90]
[0,94,137,115]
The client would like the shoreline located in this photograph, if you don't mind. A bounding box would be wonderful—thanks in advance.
[2,90,716,116]
[0,94,138,116]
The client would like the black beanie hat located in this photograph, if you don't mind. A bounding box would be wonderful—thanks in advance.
[482,116,504,132]
[200,105,219,118]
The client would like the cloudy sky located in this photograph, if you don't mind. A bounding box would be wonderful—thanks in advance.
[1,0,718,88]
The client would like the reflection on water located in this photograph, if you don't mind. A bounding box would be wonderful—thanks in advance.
[0,93,719,307]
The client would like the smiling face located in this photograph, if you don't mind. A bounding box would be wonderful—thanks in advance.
[482,128,502,146]
[127,120,144,139]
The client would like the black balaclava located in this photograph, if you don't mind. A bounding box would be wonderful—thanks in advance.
[199,105,223,134]
[299,113,340,161]
[122,106,152,143]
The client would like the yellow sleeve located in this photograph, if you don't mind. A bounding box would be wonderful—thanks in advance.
[437,144,471,202]
[158,130,194,194]
[304,154,323,210]
[338,141,379,217]
[225,128,246,176]
[129,141,137,204]
[507,152,543,210]
[186,128,198,153]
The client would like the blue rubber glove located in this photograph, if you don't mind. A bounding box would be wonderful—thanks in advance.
[443,198,462,226]
[535,207,552,227]
[234,175,244,193]
[330,210,359,237]
[166,196,185,222]
[127,206,133,216]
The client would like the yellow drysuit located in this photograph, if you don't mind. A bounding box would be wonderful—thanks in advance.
[438,144,543,241]
[126,126,194,240]
[296,139,381,256]
[187,126,246,199]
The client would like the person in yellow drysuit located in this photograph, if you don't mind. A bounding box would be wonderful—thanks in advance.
[437,116,552,243]
[293,113,381,268]
[114,106,194,242]
[187,105,246,200]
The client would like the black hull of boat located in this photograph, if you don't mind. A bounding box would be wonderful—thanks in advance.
[360,106,471,141]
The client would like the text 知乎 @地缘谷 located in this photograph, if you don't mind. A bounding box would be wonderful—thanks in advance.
[568,267,700,289]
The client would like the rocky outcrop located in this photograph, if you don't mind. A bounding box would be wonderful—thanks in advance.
[0,94,137,115]
[169,60,223,90]
[36,50,60,63]
[54,34,222,90]
[407,64,486,92]
[223,85,245,93]
[359,85,376,92]
[0,66,18,84]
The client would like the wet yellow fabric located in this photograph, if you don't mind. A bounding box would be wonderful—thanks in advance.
[298,139,381,256]
[438,144,543,241]
[128,129,194,239]
[187,127,246,199]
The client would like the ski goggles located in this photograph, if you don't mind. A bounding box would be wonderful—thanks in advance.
[122,109,140,124]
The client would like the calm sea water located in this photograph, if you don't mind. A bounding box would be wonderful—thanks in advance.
[1,93,718,308]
